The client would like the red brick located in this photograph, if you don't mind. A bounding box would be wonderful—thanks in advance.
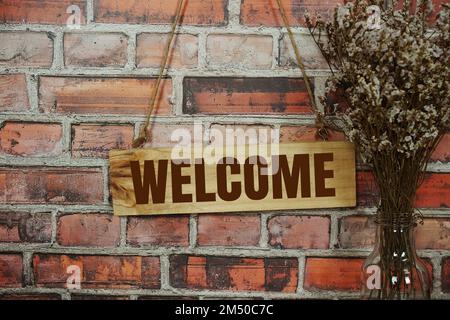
[0,122,62,157]
[142,123,200,148]
[206,34,273,70]
[0,253,22,288]
[208,124,275,145]
[280,126,345,142]
[137,33,198,69]
[183,77,313,114]
[268,215,330,249]
[71,124,134,158]
[0,293,60,300]
[0,212,52,243]
[0,74,30,112]
[279,34,328,69]
[356,172,450,208]
[0,167,103,204]
[170,255,297,292]
[304,257,363,291]
[431,132,450,162]
[33,254,160,289]
[138,295,198,300]
[71,294,129,300]
[340,216,450,250]
[64,33,128,67]
[0,0,86,24]
[57,213,120,247]
[39,76,172,115]
[443,258,450,293]
[240,0,343,27]
[415,218,450,250]
[197,214,260,246]
[95,0,228,25]
[339,215,376,249]
[127,215,189,247]
[0,32,53,67]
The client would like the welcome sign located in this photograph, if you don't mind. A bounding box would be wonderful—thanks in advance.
[109,141,356,216]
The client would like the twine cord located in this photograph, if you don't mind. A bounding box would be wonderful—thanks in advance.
[274,0,329,140]
[133,0,185,148]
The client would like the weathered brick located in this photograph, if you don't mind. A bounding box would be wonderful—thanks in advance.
[0,74,30,112]
[339,215,376,249]
[304,257,363,291]
[71,294,129,300]
[356,172,450,208]
[0,167,103,204]
[0,253,22,288]
[140,123,203,149]
[64,33,128,67]
[208,124,275,145]
[206,34,273,70]
[0,293,60,300]
[33,254,160,289]
[240,0,342,27]
[268,215,330,249]
[137,33,198,69]
[0,0,86,24]
[138,295,198,300]
[183,77,313,114]
[197,214,260,246]
[0,32,53,67]
[57,213,120,247]
[443,258,450,293]
[279,34,328,69]
[340,216,450,250]
[39,77,172,115]
[170,255,297,292]
[71,124,134,158]
[95,0,228,25]
[0,212,52,243]
[127,215,189,247]
[279,125,345,142]
[0,122,62,157]
[431,132,450,162]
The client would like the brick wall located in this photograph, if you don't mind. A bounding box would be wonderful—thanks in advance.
[0,0,449,300]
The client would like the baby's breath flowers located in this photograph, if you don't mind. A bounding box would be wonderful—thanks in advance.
[306,0,449,299]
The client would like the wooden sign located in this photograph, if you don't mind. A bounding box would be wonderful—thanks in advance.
[109,142,356,216]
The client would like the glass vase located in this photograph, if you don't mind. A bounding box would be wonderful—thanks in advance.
[361,222,431,300]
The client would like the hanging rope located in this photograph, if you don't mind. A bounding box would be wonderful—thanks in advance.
[133,0,328,147]
[275,0,329,140]
[133,0,185,148]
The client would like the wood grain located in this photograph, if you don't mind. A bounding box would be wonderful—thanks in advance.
[109,141,356,216]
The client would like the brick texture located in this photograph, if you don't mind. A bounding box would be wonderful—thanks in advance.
[304,257,364,291]
[170,255,298,292]
[0,122,62,157]
[0,74,30,112]
[137,33,198,69]
[57,213,120,247]
[0,212,52,243]
[33,254,160,289]
[432,132,450,162]
[339,215,450,250]
[64,33,128,67]
[197,214,261,246]
[183,77,314,114]
[443,258,450,293]
[71,124,134,158]
[0,32,53,67]
[0,0,86,25]
[0,253,22,288]
[127,215,190,247]
[279,34,328,69]
[94,0,228,25]
[206,34,273,70]
[39,77,172,115]
[240,0,343,27]
[268,215,330,249]
[0,167,103,204]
